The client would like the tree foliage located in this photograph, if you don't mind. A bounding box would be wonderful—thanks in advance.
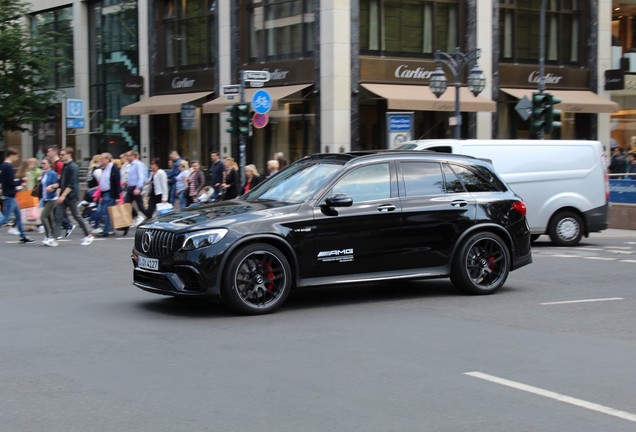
[0,0,61,133]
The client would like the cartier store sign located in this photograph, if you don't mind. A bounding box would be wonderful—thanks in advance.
[153,69,216,95]
[242,59,314,86]
[361,57,437,84]
[499,64,589,89]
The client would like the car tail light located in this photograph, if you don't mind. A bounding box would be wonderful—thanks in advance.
[512,201,527,216]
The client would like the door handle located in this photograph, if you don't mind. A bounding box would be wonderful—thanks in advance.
[377,204,396,212]
[450,200,468,207]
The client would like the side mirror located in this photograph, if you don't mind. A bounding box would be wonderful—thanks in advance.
[325,193,353,208]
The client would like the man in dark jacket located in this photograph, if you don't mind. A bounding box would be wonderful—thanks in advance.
[209,150,224,201]
[53,147,94,245]
[0,148,35,243]
[96,152,122,237]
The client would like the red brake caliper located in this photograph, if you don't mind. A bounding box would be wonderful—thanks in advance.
[263,263,275,290]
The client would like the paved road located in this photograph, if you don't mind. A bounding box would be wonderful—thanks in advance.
[1,228,635,432]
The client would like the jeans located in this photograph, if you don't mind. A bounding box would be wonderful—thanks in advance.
[125,186,147,219]
[40,200,57,238]
[97,191,115,233]
[177,189,187,209]
[168,182,176,205]
[0,197,25,237]
[54,196,90,239]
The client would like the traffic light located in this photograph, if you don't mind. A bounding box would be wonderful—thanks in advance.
[531,92,550,136]
[225,104,239,136]
[236,103,251,136]
[545,95,562,134]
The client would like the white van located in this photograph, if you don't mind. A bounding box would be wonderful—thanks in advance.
[395,139,609,246]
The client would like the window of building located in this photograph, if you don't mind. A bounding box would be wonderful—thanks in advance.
[247,0,315,62]
[499,0,584,65]
[159,0,216,70]
[360,0,461,57]
[31,7,74,89]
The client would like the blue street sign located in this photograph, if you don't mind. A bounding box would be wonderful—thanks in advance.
[66,99,85,119]
[66,119,85,129]
[252,90,272,115]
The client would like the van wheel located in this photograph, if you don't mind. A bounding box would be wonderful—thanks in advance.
[548,211,583,246]
[450,232,510,295]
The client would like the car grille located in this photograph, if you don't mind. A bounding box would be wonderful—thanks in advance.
[135,228,177,257]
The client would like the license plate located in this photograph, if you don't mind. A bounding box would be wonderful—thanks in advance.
[138,255,159,271]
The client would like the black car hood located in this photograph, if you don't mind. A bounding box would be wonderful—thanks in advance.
[141,199,298,231]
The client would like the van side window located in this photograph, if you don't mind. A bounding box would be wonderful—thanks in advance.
[400,162,445,196]
[428,146,453,153]
[442,163,466,193]
[332,163,391,202]
[449,163,503,193]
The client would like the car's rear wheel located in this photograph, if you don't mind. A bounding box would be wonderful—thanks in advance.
[451,232,510,295]
[548,211,583,246]
[222,243,291,315]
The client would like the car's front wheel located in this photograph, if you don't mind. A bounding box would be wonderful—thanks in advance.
[451,232,510,295]
[222,243,292,315]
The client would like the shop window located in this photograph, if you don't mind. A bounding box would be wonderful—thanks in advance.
[159,0,216,70]
[247,0,315,62]
[360,0,460,57]
[31,7,74,89]
[499,0,583,65]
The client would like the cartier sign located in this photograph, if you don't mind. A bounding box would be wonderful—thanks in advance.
[153,69,216,95]
[500,63,588,89]
[361,57,437,84]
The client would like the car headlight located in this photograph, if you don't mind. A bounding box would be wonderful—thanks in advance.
[182,229,229,251]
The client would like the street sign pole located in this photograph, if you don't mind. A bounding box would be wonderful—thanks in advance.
[239,72,247,186]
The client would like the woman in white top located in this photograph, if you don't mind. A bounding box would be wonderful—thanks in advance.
[145,157,169,218]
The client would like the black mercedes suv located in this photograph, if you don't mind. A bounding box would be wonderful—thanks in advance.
[132,151,532,314]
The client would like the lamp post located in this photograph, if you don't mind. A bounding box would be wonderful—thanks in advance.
[428,47,486,139]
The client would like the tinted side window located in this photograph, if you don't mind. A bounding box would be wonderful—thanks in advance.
[449,163,502,193]
[400,162,445,196]
[442,163,466,193]
[332,163,391,202]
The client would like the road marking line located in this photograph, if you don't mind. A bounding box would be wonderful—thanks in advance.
[464,371,636,423]
[607,250,633,254]
[546,254,578,258]
[582,256,616,261]
[540,297,624,305]
[606,246,632,250]
[580,247,604,251]
[620,259,636,264]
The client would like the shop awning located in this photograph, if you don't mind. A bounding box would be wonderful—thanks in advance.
[202,84,311,113]
[120,91,213,115]
[501,88,619,113]
[361,83,496,112]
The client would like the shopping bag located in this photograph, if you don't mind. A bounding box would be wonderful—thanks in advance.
[108,203,133,229]
[156,202,174,215]
[16,190,39,209]
[20,207,41,225]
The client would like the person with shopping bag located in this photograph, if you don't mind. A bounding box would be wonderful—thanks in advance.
[0,148,35,243]
[145,157,169,218]
[95,153,121,238]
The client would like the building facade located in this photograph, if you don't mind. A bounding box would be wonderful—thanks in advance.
[6,0,622,173]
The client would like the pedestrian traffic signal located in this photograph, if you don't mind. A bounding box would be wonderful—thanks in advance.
[531,92,550,136]
[545,95,562,134]
[236,103,251,136]
[225,104,239,136]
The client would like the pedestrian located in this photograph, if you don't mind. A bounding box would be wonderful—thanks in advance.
[221,156,239,200]
[124,150,148,226]
[16,157,43,235]
[266,159,279,178]
[186,160,206,206]
[274,152,288,170]
[627,151,636,180]
[0,148,35,243]
[95,152,121,238]
[209,150,224,201]
[39,158,60,247]
[175,160,190,209]
[167,150,183,205]
[46,145,74,235]
[609,146,627,178]
[241,164,261,195]
[53,147,94,245]
[145,157,169,218]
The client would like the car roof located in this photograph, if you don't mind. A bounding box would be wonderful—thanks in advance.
[300,150,490,167]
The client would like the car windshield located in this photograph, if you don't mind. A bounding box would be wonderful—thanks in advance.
[242,160,344,203]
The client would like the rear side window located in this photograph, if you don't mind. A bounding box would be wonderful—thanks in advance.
[442,163,466,193]
[448,163,506,192]
[400,162,445,196]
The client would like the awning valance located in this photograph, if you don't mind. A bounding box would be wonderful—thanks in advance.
[501,88,619,113]
[202,84,311,113]
[361,83,496,112]
[120,92,213,116]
